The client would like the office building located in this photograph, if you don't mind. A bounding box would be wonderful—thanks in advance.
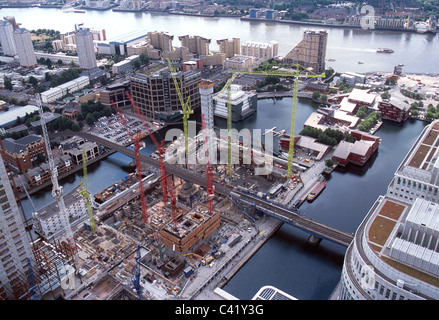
[338,119,439,300]
[213,84,257,122]
[13,28,37,68]
[217,38,240,58]
[178,35,211,56]
[75,28,97,70]
[283,30,328,73]
[0,152,35,300]
[241,40,278,61]
[0,20,17,56]
[387,120,439,204]
[130,69,201,121]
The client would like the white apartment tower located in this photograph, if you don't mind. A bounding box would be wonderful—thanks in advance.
[0,153,34,300]
[13,28,37,67]
[75,28,97,70]
[0,20,17,57]
[198,80,216,164]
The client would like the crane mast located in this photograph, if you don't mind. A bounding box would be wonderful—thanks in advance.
[125,92,178,230]
[79,148,97,232]
[36,94,76,252]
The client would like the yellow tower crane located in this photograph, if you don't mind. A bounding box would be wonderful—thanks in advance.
[166,58,194,157]
[214,74,237,177]
[229,64,324,179]
[79,148,96,232]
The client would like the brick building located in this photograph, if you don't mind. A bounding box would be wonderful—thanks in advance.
[1,134,46,173]
[378,98,410,122]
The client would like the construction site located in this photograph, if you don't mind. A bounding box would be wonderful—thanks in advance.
[7,62,331,301]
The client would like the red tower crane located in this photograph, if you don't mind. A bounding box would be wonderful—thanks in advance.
[111,101,148,223]
[125,92,178,231]
[201,114,214,215]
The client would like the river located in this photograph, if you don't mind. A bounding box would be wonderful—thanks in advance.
[2,8,433,299]
[0,7,438,74]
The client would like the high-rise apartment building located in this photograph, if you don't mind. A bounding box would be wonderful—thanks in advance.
[241,40,278,61]
[147,31,174,52]
[283,30,328,74]
[199,80,215,164]
[130,69,201,121]
[0,153,34,300]
[0,20,17,57]
[217,38,240,58]
[13,28,37,67]
[178,35,211,56]
[75,28,97,70]
[338,120,439,300]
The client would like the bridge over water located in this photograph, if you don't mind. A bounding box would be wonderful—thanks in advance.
[50,131,354,247]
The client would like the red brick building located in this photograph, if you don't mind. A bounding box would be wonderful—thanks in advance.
[378,98,410,122]
[1,134,46,173]
[332,130,380,166]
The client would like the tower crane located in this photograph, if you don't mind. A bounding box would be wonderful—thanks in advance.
[125,92,179,230]
[131,245,142,300]
[214,74,237,177]
[36,94,77,254]
[166,58,194,158]
[111,102,148,223]
[228,64,324,179]
[201,114,214,215]
[79,148,96,232]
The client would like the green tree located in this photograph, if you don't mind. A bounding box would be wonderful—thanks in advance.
[312,91,321,100]
[4,78,12,90]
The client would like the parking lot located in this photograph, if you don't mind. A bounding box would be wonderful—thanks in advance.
[90,113,161,146]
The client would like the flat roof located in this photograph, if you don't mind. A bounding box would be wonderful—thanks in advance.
[0,105,39,127]
[109,30,148,45]
[348,88,376,105]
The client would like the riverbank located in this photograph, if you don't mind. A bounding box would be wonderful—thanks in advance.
[17,149,115,200]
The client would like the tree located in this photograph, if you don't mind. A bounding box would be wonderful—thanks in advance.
[325,159,334,168]
[4,78,12,90]
[312,91,321,100]
[85,113,96,126]
[28,76,39,87]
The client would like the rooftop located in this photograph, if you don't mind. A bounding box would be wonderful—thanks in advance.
[365,196,439,286]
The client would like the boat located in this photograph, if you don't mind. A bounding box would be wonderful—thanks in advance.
[415,22,428,34]
[376,48,394,53]
[307,180,326,202]
[358,61,364,64]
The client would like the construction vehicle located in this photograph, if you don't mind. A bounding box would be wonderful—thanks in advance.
[111,101,148,223]
[228,65,324,179]
[79,148,96,232]
[166,58,194,158]
[181,252,214,266]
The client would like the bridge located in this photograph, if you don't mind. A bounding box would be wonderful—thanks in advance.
[49,131,354,247]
